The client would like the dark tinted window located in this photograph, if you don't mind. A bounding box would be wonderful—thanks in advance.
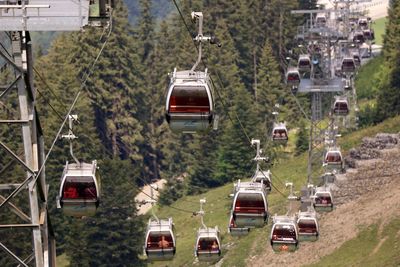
[273,129,288,137]
[343,60,355,67]
[147,231,174,249]
[272,225,296,238]
[63,176,97,199]
[287,73,300,81]
[169,85,210,113]
[334,102,348,111]
[326,152,342,162]
[315,195,332,204]
[235,193,265,211]
[198,238,219,251]
[299,59,310,67]
[298,220,317,230]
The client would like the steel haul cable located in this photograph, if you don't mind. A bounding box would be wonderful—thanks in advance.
[171,0,296,203]
[25,13,113,190]
[171,0,253,145]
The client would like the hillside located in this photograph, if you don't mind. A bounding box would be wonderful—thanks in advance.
[146,115,400,267]
[4,0,400,265]
[249,133,400,266]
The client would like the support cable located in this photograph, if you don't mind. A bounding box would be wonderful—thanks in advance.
[29,14,113,188]
[172,0,253,145]
[130,180,197,215]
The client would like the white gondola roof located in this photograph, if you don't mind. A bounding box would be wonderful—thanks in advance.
[297,209,317,220]
[273,122,287,130]
[287,66,300,74]
[62,160,97,177]
[299,54,311,60]
[234,180,268,193]
[169,68,209,84]
[334,95,348,102]
[252,170,271,180]
[314,186,332,195]
[354,30,364,36]
[326,146,342,153]
[342,57,355,62]
[147,218,174,232]
[197,226,219,237]
[273,215,296,224]
[358,17,368,23]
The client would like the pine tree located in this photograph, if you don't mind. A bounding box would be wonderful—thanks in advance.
[67,160,144,266]
[32,1,146,260]
[376,2,400,120]
[295,120,309,155]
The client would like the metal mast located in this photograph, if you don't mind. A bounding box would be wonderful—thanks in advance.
[291,0,370,210]
[0,1,113,266]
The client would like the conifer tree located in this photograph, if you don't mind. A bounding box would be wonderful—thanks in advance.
[67,160,144,266]
[295,120,309,155]
[376,2,400,120]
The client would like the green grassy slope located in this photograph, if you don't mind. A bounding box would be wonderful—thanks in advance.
[148,115,400,267]
[372,17,387,45]
[307,219,400,267]
[56,253,69,267]
[355,56,383,100]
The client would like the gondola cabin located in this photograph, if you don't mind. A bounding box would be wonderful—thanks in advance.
[315,13,327,27]
[298,54,311,72]
[360,43,371,58]
[232,181,268,228]
[252,169,272,192]
[270,216,298,252]
[352,52,361,66]
[145,218,176,261]
[332,97,349,116]
[57,160,100,217]
[297,210,319,241]
[285,67,301,86]
[272,122,288,142]
[341,57,356,73]
[324,149,343,166]
[228,213,250,236]
[358,17,368,28]
[353,31,365,44]
[344,78,352,90]
[313,187,334,212]
[195,227,221,262]
[363,29,374,40]
[165,68,215,134]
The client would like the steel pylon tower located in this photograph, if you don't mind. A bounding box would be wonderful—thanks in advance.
[0,1,113,266]
[291,0,370,210]
[0,30,55,267]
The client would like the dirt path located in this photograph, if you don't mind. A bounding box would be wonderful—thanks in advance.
[134,179,167,215]
[247,175,400,267]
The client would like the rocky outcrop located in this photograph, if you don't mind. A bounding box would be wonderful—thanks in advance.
[333,133,400,205]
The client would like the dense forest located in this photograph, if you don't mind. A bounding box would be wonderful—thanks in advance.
[3,0,400,265]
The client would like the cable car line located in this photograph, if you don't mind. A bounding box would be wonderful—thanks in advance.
[134,182,227,214]
[290,91,310,121]
[29,13,113,188]
[258,167,287,198]
[36,88,68,124]
[128,180,197,215]
[171,0,195,41]
[269,170,289,188]
[171,0,254,145]
[33,67,70,113]
[213,72,253,144]
[194,199,222,261]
